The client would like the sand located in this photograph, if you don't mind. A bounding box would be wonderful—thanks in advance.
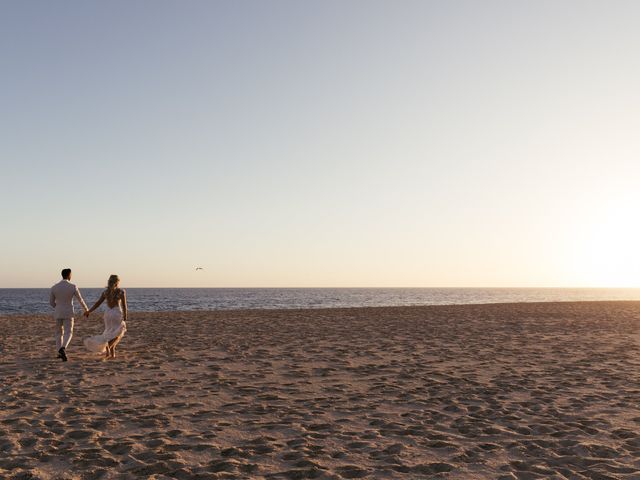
[2,302,640,479]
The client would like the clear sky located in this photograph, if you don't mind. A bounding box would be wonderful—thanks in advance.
[2,0,640,288]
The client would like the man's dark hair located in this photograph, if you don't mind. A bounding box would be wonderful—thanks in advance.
[61,268,72,279]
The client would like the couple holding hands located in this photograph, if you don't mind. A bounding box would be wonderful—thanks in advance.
[50,269,128,361]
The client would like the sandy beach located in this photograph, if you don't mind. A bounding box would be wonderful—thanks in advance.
[2,302,640,479]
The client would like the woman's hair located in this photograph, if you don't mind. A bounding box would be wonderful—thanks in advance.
[105,274,120,304]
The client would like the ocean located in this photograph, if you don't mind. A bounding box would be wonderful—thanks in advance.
[2,287,640,315]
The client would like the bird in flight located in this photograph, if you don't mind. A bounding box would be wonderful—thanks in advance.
[195,267,204,271]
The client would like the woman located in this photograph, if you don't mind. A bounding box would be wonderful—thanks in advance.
[84,274,128,359]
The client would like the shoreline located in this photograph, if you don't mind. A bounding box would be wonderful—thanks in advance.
[3,299,640,318]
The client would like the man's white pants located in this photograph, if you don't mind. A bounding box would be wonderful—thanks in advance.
[55,318,74,350]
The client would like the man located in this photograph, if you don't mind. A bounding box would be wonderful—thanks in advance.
[50,268,88,361]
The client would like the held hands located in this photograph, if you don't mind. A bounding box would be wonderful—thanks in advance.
[84,311,91,318]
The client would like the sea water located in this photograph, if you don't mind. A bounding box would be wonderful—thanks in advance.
[2,287,640,315]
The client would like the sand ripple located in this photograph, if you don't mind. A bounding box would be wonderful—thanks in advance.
[2,302,640,478]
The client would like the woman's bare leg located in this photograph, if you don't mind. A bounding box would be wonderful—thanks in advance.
[106,333,123,358]
[109,334,124,358]
[106,338,117,358]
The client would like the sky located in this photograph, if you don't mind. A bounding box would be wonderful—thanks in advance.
[2,0,640,288]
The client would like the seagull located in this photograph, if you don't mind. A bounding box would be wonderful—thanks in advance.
[195,267,204,271]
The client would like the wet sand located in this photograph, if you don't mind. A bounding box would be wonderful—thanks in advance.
[2,302,640,479]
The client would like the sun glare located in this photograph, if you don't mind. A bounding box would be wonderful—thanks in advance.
[573,195,640,287]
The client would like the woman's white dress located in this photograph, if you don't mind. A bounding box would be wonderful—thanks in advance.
[84,300,127,354]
